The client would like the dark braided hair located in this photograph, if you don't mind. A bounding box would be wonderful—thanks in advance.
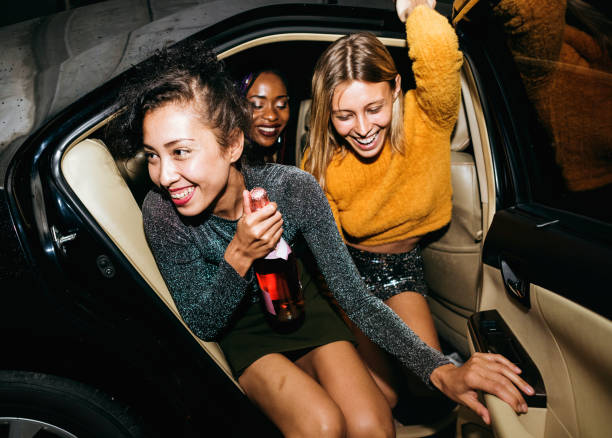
[238,69,291,164]
[110,40,252,159]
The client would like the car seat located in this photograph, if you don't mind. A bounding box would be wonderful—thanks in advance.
[61,137,241,390]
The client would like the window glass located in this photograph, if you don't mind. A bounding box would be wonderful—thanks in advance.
[496,0,612,223]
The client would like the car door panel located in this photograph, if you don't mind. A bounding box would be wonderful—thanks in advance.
[468,310,546,408]
[474,211,612,438]
[535,285,612,438]
[482,396,548,438]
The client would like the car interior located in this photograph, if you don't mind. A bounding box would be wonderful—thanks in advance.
[58,31,612,438]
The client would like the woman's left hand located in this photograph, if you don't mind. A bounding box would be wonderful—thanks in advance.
[394,0,436,22]
[429,352,535,425]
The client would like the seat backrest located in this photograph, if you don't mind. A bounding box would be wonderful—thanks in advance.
[61,138,241,390]
[115,150,152,207]
[294,99,312,166]
[422,96,483,357]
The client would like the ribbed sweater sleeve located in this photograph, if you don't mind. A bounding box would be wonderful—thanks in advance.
[325,191,345,239]
[492,0,566,91]
[406,5,463,130]
[142,190,251,341]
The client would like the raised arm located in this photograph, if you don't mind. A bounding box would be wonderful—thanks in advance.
[402,3,463,130]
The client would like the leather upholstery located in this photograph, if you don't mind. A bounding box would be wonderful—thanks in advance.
[61,138,241,391]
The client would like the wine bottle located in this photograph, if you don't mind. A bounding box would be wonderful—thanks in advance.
[250,187,304,324]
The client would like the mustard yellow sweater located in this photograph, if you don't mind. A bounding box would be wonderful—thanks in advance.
[320,6,463,246]
[494,0,612,192]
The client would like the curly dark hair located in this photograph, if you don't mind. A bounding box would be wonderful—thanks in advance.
[109,40,252,159]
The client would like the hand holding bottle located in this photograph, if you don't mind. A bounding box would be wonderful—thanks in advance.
[225,190,283,277]
[248,187,305,324]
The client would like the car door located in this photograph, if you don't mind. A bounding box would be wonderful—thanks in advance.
[453,1,612,437]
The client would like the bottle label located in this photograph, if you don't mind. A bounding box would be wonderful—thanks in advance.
[257,239,292,316]
[265,237,291,261]
[257,288,276,315]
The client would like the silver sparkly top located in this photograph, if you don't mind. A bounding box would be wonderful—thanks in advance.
[142,164,450,384]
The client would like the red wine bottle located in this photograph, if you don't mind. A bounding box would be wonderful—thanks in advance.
[250,187,304,324]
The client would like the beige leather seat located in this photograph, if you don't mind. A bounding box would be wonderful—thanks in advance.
[61,138,241,391]
[294,98,312,166]
[422,96,483,358]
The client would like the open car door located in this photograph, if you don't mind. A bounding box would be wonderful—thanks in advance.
[452,0,612,437]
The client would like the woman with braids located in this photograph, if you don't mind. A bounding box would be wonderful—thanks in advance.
[240,69,292,164]
[113,33,533,438]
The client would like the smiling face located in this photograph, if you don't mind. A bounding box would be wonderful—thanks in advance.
[142,102,244,218]
[246,72,290,148]
[331,77,400,159]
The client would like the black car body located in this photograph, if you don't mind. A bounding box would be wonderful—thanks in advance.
[1,1,611,437]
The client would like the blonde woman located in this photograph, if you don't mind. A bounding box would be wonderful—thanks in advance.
[302,0,462,409]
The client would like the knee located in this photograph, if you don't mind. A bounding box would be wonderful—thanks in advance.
[346,409,395,438]
[294,404,346,438]
[380,386,399,409]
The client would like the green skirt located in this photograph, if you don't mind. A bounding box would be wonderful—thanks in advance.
[219,259,355,378]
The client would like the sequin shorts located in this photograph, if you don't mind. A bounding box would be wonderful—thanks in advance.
[346,245,428,301]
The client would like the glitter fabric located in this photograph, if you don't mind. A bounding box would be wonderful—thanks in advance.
[142,164,450,384]
[346,245,428,301]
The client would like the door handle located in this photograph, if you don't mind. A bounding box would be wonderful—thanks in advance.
[500,256,530,309]
[51,225,77,256]
[506,277,525,299]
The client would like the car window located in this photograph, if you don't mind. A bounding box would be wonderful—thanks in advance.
[498,0,612,224]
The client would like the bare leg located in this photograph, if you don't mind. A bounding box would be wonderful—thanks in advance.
[385,291,441,351]
[354,291,442,406]
[239,341,394,438]
[296,341,395,438]
[352,327,399,409]
[239,353,346,438]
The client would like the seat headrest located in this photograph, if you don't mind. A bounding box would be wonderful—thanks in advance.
[295,99,313,165]
[115,150,152,206]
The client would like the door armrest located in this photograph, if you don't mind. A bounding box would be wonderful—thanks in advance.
[468,310,546,407]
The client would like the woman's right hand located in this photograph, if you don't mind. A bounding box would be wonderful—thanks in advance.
[225,190,284,276]
[430,352,534,425]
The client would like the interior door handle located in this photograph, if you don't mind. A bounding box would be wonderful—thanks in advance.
[51,225,78,256]
[506,277,525,299]
[500,256,530,309]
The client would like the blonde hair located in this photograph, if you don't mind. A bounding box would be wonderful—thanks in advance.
[304,32,404,188]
